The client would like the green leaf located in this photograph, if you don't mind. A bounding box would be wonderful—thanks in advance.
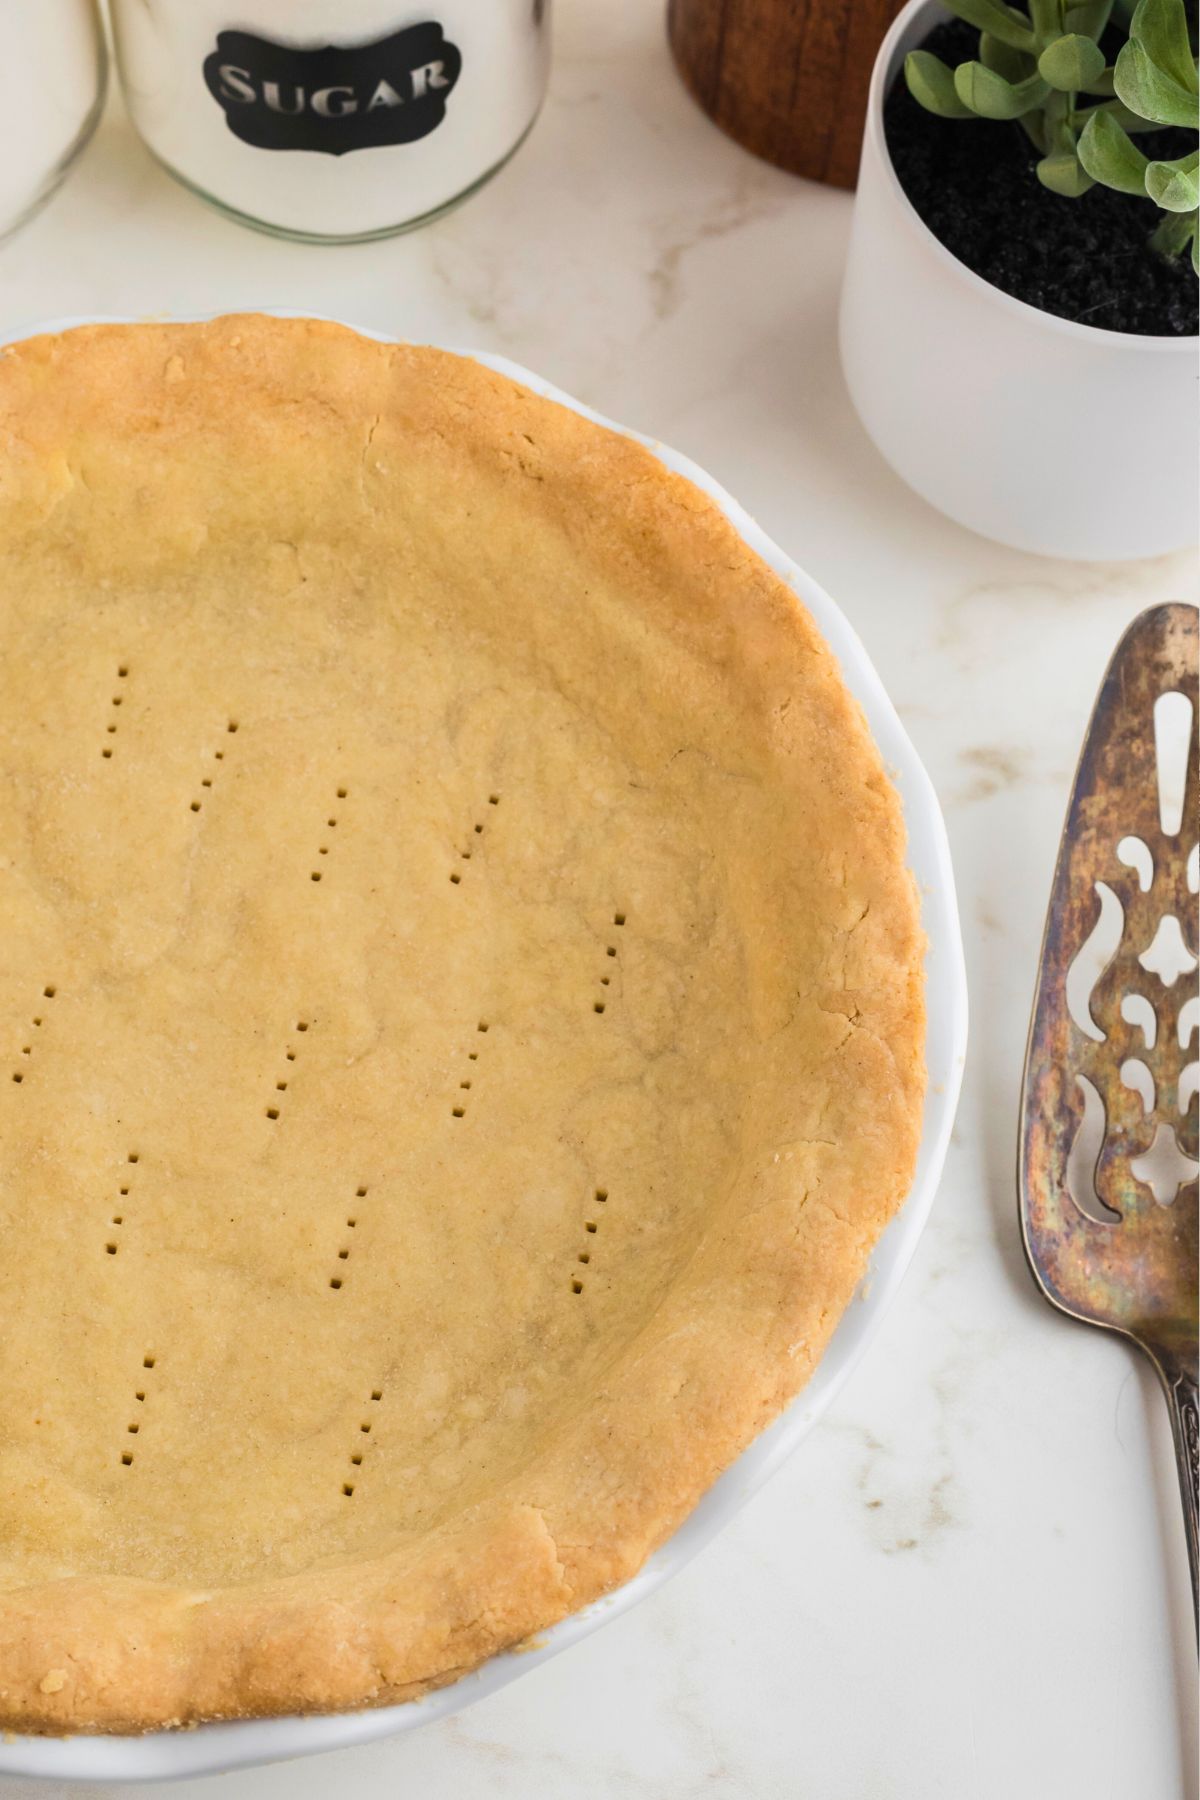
[1073,97,1168,129]
[944,0,1038,51]
[904,50,976,117]
[954,60,1052,116]
[1037,150,1097,191]
[1128,0,1199,94]
[1039,33,1109,90]
[1150,204,1199,262]
[1145,148,1200,209]
[1064,0,1114,38]
[1114,38,1200,126]
[1079,67,1117,96]
[1028,0,1063,39]
[1077,104,1152,190]
[980,31,1036,80]
[1042,87,1077,151]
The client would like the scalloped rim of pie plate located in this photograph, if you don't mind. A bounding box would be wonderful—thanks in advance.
[0,312,968,1785]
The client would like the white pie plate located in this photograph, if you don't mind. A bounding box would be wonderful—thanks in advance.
[0,312,968,1784]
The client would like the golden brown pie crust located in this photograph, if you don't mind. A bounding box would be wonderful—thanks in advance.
[0,316,924,1734]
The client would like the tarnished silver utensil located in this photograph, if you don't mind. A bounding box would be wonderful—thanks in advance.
[1019,602,1198,1624]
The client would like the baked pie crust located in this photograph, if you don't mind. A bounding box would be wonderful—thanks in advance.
[0,316,924,1733]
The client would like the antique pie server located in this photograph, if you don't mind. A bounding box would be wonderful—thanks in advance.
[1020,603,1199,1625]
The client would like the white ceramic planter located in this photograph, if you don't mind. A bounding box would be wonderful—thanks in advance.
[839,0,1199,562]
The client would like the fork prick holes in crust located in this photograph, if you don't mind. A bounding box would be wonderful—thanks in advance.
[327,1187,367,1290]
[308,788,347,885]
[263,1017,309,1124]
[122,1354,158,1464]
[450,788,501,881]
[593,914,625,1013]
[451,1025,491,1117]
[101,667,128,756]
[12,986,58,1084]
[570,1185,607,1290]
[105,1200,122,1254]
[340,1385,384,1492]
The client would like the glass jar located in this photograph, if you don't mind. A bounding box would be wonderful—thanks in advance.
[1,0,107,241]
[110,0,551,243]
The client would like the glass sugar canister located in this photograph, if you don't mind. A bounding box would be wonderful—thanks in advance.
[2,0,107,241]
[110,0,551,242]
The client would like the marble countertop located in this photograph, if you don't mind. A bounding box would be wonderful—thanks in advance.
[3,3,1196,1796]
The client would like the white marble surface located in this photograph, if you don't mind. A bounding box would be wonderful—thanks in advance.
[2,3,1197,1795]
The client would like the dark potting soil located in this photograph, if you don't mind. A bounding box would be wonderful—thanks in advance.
[883,16,1198,336]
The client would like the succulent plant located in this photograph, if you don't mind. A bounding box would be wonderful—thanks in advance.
[904,0,1200,268]
[1078,0,1198,266]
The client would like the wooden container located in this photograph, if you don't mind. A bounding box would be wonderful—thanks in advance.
[667,0,906,189]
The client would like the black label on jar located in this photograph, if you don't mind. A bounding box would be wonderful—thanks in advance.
[202,24,462,155]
